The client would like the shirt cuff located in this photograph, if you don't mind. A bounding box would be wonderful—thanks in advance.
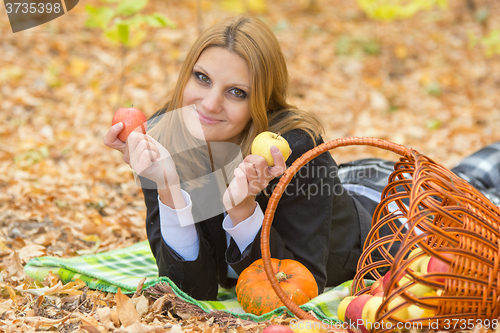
[158,190,195,227]
[158,190,199,261]
[223,203,263,253]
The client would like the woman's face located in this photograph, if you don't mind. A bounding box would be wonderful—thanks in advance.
[182,46,252,143]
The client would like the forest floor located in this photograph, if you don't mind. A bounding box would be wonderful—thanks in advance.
[1,0,500,331]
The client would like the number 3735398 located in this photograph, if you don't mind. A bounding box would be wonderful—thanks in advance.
[443,319,498,330]
[6,2,62,14]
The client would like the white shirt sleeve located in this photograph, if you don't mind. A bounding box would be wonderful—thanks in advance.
[158,190,199,261]
[222,202,264,253]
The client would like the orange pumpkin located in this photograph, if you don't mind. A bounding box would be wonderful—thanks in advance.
[235,258,318,316]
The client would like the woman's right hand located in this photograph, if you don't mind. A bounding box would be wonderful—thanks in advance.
[104,124,180,189]
[103,122,127,154]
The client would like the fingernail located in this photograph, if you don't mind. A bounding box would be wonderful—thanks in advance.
[114,122,124,129]
[271,145,279,154]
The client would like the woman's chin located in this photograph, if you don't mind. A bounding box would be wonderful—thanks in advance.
[181,105,209,142]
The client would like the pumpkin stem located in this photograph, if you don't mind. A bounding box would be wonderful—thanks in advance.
[275,271,289,282]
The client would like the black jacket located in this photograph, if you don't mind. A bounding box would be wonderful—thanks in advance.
[142,129,373,300]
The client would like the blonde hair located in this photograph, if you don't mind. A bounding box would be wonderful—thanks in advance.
[149,14,323,187]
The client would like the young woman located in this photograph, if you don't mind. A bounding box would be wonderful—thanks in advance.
[104,14,500,301]
[104,14,374,300]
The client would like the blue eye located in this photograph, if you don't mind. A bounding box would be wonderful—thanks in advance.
[195,72,210,83]
[230,88,247,99]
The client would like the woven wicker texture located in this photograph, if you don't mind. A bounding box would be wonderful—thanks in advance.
[260,137,500,332]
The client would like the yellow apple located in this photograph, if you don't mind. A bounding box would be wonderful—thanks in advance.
[251,131,291,166]
[361,295,384,330]
[406,304,425,319]
[416,256,431,274]
[408,247,423,260]
[386,296,409,321]
[337,296,355,322]
[407,247,424,272]
[407,248,433,274]
[290,320,328,333]
[399,272,435,297]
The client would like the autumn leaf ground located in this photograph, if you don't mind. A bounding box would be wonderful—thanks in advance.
[1,0,500,332]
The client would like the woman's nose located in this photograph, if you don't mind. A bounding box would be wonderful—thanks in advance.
[201,89,223,113]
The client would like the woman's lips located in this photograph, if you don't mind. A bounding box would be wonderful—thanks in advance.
[196,108,223,125]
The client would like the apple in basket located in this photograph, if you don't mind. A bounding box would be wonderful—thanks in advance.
[425,254,454,283]
[112,107,147,142]
[370,278,384,295]
[382,270,393,294]
[337,295,356,322]
[399,272,435,296]
[407,247,429,272]
[361,295,384,330]
[345,294,373,333]
[235,258,318,316]
[251,131,291,166]
[383,268,435,297]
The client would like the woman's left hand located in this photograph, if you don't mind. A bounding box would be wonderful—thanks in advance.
[223,145,288,225]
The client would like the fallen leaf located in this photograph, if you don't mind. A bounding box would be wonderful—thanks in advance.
[152,294,170,314]
[133,277,147,298]
[81,315,106,333]
[110,310,121,327]
[2,251,26,281]
[115,288,141,327]
[134,295,150,317]
[18,244,47,263]
[0,300,14,315]
[0,284,18,305]
[115,321,167,333]
[96,306,116,330]
[81,326,102,333]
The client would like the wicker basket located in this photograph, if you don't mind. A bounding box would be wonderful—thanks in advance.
[260,137,500,332]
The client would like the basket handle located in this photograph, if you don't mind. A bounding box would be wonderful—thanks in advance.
[260,137,410,324]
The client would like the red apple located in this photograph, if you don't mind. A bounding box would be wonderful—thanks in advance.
[112,107,147,142]
[370,278,384,295]
[382,270,392,294]
[426,254,453,283]
[345,294,372,333]
[263,324,294,333]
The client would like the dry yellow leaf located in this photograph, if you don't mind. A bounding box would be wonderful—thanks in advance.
[2,251,26,281]
[134,295,150,317]
[96,306,116,331]
[69,57,90,78]
[115,288,141,327]
[394,44,409,59]
[81,315,107,333]
[1,284,18,305]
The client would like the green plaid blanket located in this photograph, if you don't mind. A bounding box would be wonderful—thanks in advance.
[25,241,363,322]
